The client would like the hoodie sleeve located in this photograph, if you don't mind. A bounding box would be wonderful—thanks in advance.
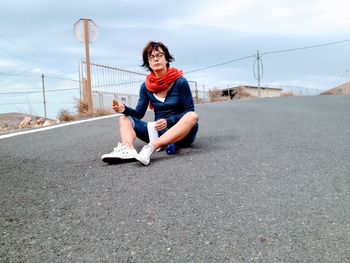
[165,78,195,127]
[122,83,149,119]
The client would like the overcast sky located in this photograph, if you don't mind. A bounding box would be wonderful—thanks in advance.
[1,0,350,91]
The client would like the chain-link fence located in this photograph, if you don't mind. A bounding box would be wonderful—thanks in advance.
[80,62,209,109]
[278,85,323,96]
[0,71,80,133]
[0,66,209,134]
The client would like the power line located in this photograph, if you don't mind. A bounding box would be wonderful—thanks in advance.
[0,33,76,78]
[0,46,40,70]
[0,70,80,82]
[0,33,44,63]
[185,55,256,74]
[261,39,350,56]
[184,38,350,74]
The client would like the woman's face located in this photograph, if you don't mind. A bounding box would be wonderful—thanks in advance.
[148,47,168,75]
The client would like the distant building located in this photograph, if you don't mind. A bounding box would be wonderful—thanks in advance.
[222,85,283,99]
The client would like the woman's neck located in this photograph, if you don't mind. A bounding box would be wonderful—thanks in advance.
[154,68,167,78]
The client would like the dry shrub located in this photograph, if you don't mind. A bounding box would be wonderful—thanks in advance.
[0,127,15,135]
[76,99,113,117]
[236,87,252,97]
[281,92,295,97]
[320,89,344,95]
[93,107,114,117]
[209,88,227,102]
[320,91,333,95]
[57,109,76,122]
[230,87,256,100]
[76,99,89,116]
[196,98,207,104]
[57,99,114,122]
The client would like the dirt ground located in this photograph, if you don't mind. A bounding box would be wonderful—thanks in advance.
[0,113,56,135]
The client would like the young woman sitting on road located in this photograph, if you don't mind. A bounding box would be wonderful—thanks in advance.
[101,41,199,165]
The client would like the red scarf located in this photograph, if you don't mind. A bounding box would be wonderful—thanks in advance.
[145,67,183,93]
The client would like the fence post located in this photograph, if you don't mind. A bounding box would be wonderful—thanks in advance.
[78,60,82,100]
[41,73,47,118]
[194,81,199,104]
[82,78,87,102]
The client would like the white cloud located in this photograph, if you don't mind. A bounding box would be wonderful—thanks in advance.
[169,0,350,36]
[0,59,18,67]
[1,0,349,93]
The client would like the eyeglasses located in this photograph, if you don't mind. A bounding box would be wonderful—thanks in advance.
[148,52,164,61]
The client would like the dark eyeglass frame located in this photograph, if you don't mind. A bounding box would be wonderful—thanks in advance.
[148,52,164,61]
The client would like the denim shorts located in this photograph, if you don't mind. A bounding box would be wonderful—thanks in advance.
[127,116,199,148]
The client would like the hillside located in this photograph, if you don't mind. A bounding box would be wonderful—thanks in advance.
[321,81,350,95]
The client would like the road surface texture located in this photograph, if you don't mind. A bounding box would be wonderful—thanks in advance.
[1,95,349,262]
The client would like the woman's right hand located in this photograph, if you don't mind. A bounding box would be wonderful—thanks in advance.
[112,100,125,113]
[154,118,167,131]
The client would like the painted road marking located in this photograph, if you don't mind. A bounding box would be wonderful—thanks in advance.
[0,114,121,140]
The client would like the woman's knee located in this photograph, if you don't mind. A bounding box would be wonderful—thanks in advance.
[119,115,132,126]
[184,111,198,125]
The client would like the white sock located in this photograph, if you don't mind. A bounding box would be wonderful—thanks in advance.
[147,122,159,143]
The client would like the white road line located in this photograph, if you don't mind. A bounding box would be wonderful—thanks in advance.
[0,114,121,140]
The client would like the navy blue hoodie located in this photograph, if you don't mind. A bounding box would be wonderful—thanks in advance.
[123,77,195,128]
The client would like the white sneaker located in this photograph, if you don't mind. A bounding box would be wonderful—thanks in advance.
[135,144,155,166]
[101,143,137,164]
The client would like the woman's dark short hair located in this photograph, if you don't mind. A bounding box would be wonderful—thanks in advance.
[141,41,175,71]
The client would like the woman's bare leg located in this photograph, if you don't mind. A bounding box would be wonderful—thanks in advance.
[152,112,198,150]
[119,115,136,149]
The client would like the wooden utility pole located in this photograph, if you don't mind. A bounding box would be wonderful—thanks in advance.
[84,18,93,114]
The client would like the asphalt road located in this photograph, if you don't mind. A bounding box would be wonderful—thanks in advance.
[1,95,349,262]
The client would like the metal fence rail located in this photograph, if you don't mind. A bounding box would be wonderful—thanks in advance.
[79,62,145,109]
[80,61,146,95]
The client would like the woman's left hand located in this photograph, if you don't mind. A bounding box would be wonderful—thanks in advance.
[154,119,167,131]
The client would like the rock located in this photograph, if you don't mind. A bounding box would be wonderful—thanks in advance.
[18,117,32,129]
[43,120,55,127]
[35,118,46,125]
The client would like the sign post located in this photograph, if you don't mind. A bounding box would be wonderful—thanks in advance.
[74,18,99,114]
